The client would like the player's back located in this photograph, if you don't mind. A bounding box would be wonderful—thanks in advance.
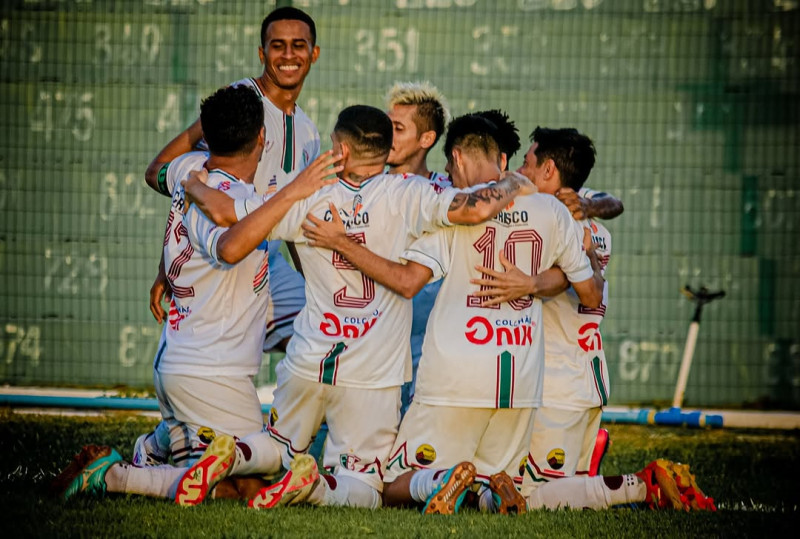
[413,192,594,409]
[158,153,270,377]
[268,173,456,390]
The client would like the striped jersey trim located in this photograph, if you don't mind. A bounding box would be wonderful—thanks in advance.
[592,356,609,406]
[157,163,171,196]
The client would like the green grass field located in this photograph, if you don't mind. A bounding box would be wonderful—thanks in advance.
[1,410,798,538]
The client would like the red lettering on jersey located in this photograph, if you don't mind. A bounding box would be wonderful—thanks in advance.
[320,312,341,336]
[319,312,383,339]
[577,322,603,352]
[465,316,536,346]
[465,316,493,344]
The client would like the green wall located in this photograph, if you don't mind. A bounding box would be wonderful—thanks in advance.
[1,0,798,407]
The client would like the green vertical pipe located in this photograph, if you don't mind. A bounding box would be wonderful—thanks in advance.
[741,175,757,257]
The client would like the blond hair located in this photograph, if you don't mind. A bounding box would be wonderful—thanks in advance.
[385,81,450,143]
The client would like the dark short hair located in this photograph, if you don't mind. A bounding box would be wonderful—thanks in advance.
[443,113,502,161]
[530,127,596,191]
[200,86,263,157]
[261,6,317,47]
[475,109,520,160]
[334,105,393,159]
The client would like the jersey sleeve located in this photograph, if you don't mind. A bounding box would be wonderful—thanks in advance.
[234,192,271,221]
[401,228,453,281]
[390,175,458,237]
[156,151,208,197]
[186,179,250,265]
[579,186,610,200]
[553,202,594,284]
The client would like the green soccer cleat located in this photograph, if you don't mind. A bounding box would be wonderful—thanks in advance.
[423,461,476,515]
[52,445,123,500]
[175,434,236,507]
[249,453,320,509]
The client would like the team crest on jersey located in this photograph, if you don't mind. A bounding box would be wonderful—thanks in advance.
[547,448,566,470]
[415,444,437,466]
[352,193,363,216]
[217,180,231,192]
[269,407,278,426]
[340,453,361,471]
[168,301,191,331]
[577,322,603,352]
[197,427,216,444]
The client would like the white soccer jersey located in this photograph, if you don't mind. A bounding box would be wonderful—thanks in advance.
[154,153,271,377]
[405,193,595,409]
[541,219,611,410]
[236,173,457,389]
[231,77,321,196]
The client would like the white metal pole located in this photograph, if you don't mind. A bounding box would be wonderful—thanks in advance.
[673,320,700,408]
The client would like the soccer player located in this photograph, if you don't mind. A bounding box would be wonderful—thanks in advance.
[476,127,714,511]
[51,85,341,501]
[383,81,451,414]
[172,105,536,509]
[136,6,322,467]
[303,112,605,515]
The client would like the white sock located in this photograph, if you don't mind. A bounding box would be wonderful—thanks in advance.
[408,468,448,504]
[105,462,184,499]
[527,475,646,510]
[229,432,282,476]
[153,421,171,454]
[308,474,381,508]
[477,483,496,512]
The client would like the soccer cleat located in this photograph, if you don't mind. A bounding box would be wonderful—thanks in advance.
[51,445,123,500]
[248,453,320,509]
[635,459,716,511]
[668,461,717,511]
[489,471,527,514]
[422,461,476,515]
[175,434,236,507]
[588,428,610,476]
[132,432,168,467]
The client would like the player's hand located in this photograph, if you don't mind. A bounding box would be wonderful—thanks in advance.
[555,187,588,221]
[149,267,172,324]
[501,170,537,196]
[470,252,534,306]
[283,150,343,200]
[182,168,210,213]
[302,202,350,251]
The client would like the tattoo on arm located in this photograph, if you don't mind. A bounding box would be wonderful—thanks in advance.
[449,185,513,211]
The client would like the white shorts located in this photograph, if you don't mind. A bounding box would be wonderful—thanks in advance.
[267,361,401,491]
[264,249,306,351]
[153,370,265,466]
[521,406,602,496]
[383,401,535,486]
